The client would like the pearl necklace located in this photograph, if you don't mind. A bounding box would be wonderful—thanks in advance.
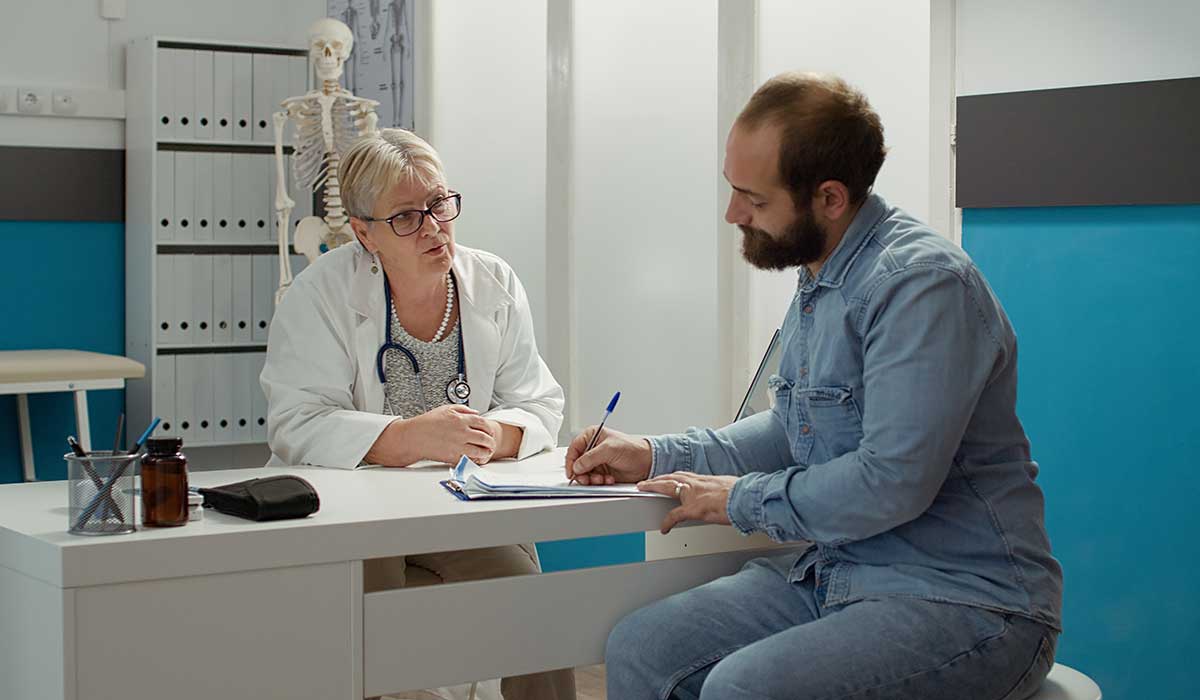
[430,272,455,343]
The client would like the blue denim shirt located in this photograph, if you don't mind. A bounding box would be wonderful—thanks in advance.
[650,193,1063,630]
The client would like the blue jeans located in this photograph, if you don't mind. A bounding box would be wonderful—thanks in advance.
[606,554,1057,700]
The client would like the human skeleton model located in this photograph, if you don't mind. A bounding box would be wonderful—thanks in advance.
[272,18,379,303]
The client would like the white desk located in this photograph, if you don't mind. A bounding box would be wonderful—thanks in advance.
[0,450,782,700]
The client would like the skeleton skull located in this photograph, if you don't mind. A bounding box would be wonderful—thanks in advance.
[308,18,354,83]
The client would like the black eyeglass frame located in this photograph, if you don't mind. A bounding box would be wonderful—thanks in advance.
[359,192,463,237]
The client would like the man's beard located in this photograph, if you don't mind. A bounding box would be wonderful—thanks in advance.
[739,208,827,271]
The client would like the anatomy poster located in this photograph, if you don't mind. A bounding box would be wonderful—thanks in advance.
[326,0,415,129]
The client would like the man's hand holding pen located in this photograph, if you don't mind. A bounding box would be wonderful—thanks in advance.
[564,427,653,485]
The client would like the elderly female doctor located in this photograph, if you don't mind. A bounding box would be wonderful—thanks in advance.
[261,129,575,700]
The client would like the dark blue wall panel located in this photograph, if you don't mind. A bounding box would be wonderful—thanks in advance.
[0,221,125,482]
[963,204,1200,700]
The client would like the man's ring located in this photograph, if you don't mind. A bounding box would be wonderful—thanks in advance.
[674,482,686,498]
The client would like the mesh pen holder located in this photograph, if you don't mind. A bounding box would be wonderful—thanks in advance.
[66,451,139,536]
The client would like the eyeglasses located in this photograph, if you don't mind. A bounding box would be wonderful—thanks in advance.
[360,192,463,237]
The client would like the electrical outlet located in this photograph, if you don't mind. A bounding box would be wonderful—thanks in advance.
[16,87,47,114]
[0,87,22,114]
[52,90,79,115]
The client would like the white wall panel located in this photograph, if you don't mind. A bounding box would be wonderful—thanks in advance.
[957,0,1200,96]
[426,0,549,348]
[571,0,724,435]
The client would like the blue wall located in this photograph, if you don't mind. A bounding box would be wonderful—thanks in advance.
[538,532,645,573]
[963,205,1200,700]
[0,221,126,483]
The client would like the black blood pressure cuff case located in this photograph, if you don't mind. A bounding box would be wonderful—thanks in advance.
[198,475,320,521]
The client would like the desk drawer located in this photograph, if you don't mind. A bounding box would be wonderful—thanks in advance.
[362,547,779,696]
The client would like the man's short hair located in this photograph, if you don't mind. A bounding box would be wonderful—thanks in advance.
[737,72,887,206]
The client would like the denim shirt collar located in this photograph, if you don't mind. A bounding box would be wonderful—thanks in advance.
[798,191,889,291]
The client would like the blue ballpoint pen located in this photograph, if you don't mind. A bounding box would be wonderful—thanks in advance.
[128,416,162,454]
[573,391,620,483]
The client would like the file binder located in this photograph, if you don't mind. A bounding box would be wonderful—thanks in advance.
[213,353,235,443]
[232,153,253,237]
[173,151,195,242]
[194,152,214,241]
[232,255,253,343]
[232,52,253,141]
[156,150,174,241]
[213,254,233,344]
[233,352,255,442]
[194,353,215,444]
[194,50,215,139]
[173,49,195,139]
[156,254,174,345]
[252,254,274,343]
[252,53,274,143]
[213,51,234,140]
[175,354,197,443]
[193,254,214,344]
[155,355,176,437]
[174,254,194,345]
[155,48,173,139]
[213,152,233,240]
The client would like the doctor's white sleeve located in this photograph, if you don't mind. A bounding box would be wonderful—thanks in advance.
[484,270,565,460]
[260,280,393,469]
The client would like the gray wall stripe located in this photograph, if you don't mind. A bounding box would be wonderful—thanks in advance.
[956,77,1200,208]
[0,147,124,222]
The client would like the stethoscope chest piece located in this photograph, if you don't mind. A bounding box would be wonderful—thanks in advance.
[447,375,471,404]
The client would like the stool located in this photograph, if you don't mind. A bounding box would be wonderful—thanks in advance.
[0,350,145,482]
[1032,663,1102,700]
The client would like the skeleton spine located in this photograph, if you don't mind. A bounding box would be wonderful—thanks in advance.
[323,152,348,231]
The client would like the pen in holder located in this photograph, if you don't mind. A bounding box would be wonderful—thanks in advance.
[67,451,139,536]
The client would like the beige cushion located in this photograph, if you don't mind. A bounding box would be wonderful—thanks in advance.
[0,350,145,384]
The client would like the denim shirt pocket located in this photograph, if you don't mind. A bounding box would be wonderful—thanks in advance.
[770,374,814,465]
[797,386,864,460]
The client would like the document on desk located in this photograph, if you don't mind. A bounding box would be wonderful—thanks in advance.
[443,450,670,501]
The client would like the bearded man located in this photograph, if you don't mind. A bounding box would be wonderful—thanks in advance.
[566,72,1064,700]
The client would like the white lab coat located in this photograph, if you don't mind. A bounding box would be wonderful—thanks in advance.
[262,243,563,468]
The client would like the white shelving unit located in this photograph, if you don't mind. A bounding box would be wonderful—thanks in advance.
[125,37,313,453]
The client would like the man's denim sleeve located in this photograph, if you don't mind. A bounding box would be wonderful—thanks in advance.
[647,410,794,480]
[729,267,1006,544]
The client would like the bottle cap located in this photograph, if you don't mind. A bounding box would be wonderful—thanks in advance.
[145,437,183,455]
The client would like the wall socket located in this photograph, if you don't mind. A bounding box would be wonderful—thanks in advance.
[52,90,79,116]
[16,87,48,114]
[0,85,124,119]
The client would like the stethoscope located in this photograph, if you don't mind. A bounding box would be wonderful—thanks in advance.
[375,273,471,413]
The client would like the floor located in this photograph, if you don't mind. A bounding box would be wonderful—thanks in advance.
[388,665,607,699]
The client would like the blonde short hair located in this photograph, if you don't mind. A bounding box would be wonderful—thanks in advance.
[340,129,446,218]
